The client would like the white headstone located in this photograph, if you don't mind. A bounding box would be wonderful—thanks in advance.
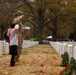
[74,46,76,60]
[68,44,73,63]
[57,42,60,55]
[0,41,3,56]
[5,43,9,54]
[62,43,67,54]
[57,43,62,56]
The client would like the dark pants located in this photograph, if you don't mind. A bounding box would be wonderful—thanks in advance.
[9,45,17,66]
[10,55,15,66]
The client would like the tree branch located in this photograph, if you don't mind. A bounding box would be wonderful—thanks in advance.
[26,19,38,29]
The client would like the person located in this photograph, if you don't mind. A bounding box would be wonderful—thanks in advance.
[12,11,24,62]
[7,24,19,66]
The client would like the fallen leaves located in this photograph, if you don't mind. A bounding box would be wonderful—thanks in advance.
[0,44,64,75]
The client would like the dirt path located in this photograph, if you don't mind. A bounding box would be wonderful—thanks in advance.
[0,44,64,75]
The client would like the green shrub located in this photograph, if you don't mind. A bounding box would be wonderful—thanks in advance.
[69,57,76,71]
[61,52,69,67]
[30,38,38,41]
[60,57,76,75]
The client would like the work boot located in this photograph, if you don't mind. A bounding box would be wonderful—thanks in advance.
[10,61,15,66]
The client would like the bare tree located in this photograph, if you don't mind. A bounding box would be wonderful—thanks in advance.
[23,0,48,44]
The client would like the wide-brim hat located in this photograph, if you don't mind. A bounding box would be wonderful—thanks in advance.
[14,11,24,16]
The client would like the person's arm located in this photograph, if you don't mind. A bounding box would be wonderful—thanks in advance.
[15,24,19,29]
[7,29,10,37]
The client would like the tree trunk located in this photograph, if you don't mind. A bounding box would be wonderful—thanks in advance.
[38,27,43,44]
[33,27,36,38]
[0,26,4,39]
[52,19,58,41]
[52,27,57,41]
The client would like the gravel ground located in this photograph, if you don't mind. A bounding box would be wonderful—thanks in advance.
[0,44,64,75]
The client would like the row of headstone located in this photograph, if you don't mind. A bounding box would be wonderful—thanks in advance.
[0,40,39,56]
[22,40,39,48]
[49,41,76,63]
